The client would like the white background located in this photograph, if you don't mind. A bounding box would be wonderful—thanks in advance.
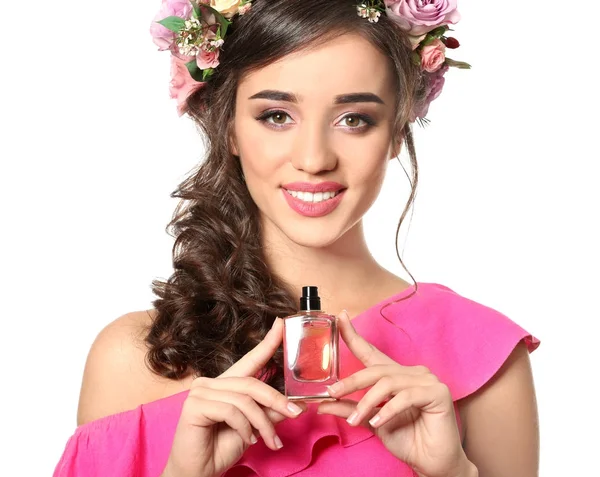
[1,0,599,475]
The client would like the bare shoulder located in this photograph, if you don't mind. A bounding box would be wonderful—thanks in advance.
[456,341,539,475]
[76,309,194,426]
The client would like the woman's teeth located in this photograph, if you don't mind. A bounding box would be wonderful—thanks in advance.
[285,190,339,203]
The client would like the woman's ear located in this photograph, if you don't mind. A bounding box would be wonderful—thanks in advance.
[229,135,239,156]
[390,135,404,160]
[228,123,240,156]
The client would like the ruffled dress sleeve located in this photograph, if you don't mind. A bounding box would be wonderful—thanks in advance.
[53,389,189,477]
[407,282,540,401]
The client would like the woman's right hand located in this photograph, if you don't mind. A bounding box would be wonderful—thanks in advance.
[161,317,306,477]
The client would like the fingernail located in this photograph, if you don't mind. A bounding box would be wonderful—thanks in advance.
[250,434,258,444]
[368,414,381,427]
[287,402,303,416]
[347,411,360,425]
[271,317,280,329]
[327,382,344,395]
[274,435,284,449]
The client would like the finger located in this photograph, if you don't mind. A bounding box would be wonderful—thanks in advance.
[316,399,377,430]
[200,388,282,451]
[185,395,256,446]
[264,401,308,424]
[368,383,451,429]
[220,317,283,378]
[194,376,305,420]
[327,366,430,398]
[337,310,394,367]
[344,375,412,427]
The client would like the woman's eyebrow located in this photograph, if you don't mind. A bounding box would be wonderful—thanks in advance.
[248,89,385,105]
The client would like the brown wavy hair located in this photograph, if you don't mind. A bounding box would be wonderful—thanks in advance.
[145,0,423,393]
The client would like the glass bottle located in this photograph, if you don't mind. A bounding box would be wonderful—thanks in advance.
[283,286,339,401]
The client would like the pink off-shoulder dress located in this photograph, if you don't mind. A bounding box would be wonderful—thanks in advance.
[53,282,540,477]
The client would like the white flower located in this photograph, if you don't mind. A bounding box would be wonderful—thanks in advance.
[356,5,369,18]
[356,4,380,22]
[176,17,203,57]
[368,10,381,22]
[184,17,200,29]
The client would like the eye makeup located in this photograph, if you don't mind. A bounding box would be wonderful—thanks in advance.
[254,109,377,132]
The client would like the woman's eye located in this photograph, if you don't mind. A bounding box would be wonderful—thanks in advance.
[342,115,365,128]
[269,111,291,125]
[256,111,375,130]
[257,111,293,126]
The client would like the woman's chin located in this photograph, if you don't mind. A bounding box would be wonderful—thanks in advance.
[278,224,347,249]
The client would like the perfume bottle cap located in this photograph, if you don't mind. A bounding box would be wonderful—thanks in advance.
[300,286,321,311]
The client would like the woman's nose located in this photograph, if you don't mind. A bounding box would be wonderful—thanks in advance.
[290,122,338,174]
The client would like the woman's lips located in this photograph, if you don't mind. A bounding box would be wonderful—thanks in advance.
[282,187,346,218]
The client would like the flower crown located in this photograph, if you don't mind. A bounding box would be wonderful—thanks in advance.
[150,0,470,122]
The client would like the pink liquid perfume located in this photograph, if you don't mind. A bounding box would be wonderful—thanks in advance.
[283,286,339,401]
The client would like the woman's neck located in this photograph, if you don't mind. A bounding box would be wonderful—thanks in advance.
[261,219,409,316]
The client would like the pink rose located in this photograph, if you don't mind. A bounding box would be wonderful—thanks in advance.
[169,56,203,116]
[384,0,460,36]
[196,48,220,70]
[410,65,448,121]
[150,0,193,51]
[420,38,446,72]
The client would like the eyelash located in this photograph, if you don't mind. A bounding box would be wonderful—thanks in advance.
[255,110,377,132]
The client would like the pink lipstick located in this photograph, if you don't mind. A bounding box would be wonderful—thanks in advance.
[281,182,346,218]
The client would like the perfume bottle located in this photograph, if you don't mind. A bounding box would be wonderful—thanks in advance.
[283,286,339,401]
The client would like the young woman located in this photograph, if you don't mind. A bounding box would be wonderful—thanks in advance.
[54,1,540,476]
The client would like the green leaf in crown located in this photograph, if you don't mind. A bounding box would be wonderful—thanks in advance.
[429,26,449,38]
[419,25,449,47]
[186,59,205,82]
[190,0,201,19]
[157,16,186,33]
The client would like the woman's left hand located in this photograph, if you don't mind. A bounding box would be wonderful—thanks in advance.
[317,310,477,477]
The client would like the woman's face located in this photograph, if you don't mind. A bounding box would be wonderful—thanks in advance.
[231,33,401,248]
